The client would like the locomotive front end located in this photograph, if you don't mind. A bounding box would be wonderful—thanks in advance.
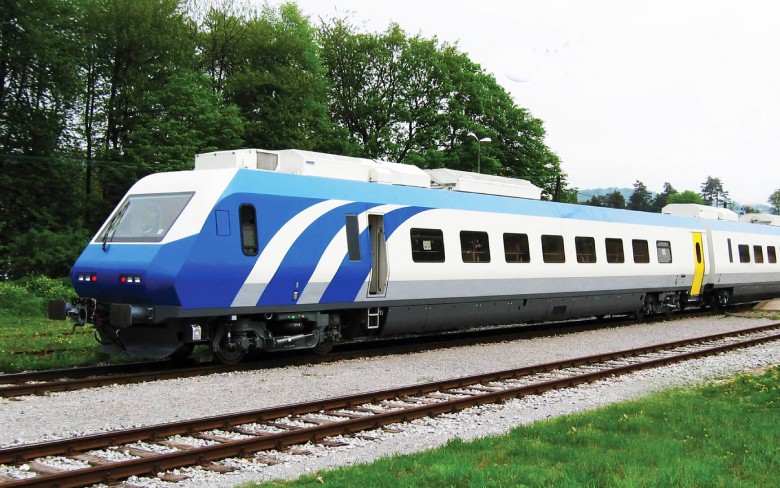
[48,168,238,359]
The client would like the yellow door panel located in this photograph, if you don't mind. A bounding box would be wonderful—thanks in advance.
[690,232,705,296]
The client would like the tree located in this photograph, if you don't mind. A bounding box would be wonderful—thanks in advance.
[123,70,244,173]
[193,0,250,94]
[0,0,82,156]
[769,189,780,215]
[667,190,704,205]
[605,190,626,209]
[700,176,730,207]
[318,17,569,196]
[584,195,607,207]
[652,182,677,212]
[627,180,653,212]
[73,0,201,221]
[225,3,330,151]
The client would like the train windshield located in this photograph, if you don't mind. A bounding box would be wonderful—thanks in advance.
[96,192,194,244]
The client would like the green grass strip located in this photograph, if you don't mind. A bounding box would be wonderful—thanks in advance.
[251,366,780,488]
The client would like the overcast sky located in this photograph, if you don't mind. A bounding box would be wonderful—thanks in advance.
[267,0,779,205]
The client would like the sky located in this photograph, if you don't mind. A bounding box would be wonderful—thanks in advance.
[266,0,779,205]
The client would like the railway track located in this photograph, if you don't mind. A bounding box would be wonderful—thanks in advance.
[0,310,724,398]
[1,322,778,487]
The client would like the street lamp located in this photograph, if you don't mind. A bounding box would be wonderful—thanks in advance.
[467,131,491,173]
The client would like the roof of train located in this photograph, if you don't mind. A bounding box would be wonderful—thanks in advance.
[128,148,780,238]
[213,168,779,236]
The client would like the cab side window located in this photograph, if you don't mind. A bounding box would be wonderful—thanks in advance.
[239,204,258,256]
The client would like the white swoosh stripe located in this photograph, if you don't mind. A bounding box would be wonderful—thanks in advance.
[231,199,351,307]
[297,204,406,304]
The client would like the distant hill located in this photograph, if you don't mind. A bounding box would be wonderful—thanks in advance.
[577,188,638,203]
[577,188,772,213]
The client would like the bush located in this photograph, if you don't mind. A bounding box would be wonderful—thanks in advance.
[5,227,91,279]
[15,275,75,302]
[0,281,47,317]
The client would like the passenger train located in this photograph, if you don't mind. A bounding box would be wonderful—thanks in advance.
[49,149,780,363]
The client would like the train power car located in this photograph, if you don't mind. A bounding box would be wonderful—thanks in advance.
[49,149,780,363]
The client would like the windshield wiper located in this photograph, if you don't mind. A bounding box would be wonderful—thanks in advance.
[101,202,129,252]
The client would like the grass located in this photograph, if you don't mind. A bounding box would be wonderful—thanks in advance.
[0,315,102,373]
[0,276,114,373]
[249,365,780,488]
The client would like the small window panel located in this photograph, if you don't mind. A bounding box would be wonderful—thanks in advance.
[727,238,733,263]
[411,228,445,263]
[632,239,650,263]
[754,245,764,264]
[542,235,565,263]
[656,241,673,264]
[346,214,361,261]
[605,238,624,263]
[575,237,597,263]
[460,231,491,263]
[768,246,777,264]
[738,244,750,263]
[503,233,530,263]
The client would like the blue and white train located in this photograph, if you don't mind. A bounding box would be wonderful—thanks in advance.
[49,149,780,363]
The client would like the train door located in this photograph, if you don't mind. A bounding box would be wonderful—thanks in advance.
[368,214,388,296]
[690,232,706,296]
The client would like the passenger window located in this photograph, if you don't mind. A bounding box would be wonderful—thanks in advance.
[460,231,490,263]
[542,235,565,263]
[656,241,673,264]
[632,239,650,263]
[503,233,530,263]
[239,204,258,256]
[575,237,597,263]
[768,246,777,264]
[411,228,445,263]
[754,245,764,264]
[738,244,750,263]
[605,238,624,263]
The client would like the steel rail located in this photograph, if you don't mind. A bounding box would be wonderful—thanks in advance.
[0,309,726,398]
[0,323,778,487]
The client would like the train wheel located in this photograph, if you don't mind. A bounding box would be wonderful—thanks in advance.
[312,340,334,356]
[211,326,246,365]
[214,345,246,365]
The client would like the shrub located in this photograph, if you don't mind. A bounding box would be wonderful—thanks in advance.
[0,281,47,317]
[5,227,91,279]
[15,275,75,302]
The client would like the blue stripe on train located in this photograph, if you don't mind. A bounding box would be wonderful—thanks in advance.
[176,193,326,309]
[258,201,378,306]
[319,206,429,303]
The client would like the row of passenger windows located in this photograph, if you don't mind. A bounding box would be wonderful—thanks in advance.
[410,228,673,264]
[728,239,778,264]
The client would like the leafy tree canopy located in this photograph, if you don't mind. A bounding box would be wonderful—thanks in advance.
[700,176,730,207]
[769,189,780,215]
[667,190,705,205]
[627,180,653,212]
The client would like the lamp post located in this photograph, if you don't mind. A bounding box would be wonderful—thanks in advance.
[467,131,491,173]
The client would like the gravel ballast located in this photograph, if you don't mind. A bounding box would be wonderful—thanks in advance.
[2,314,779,486]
